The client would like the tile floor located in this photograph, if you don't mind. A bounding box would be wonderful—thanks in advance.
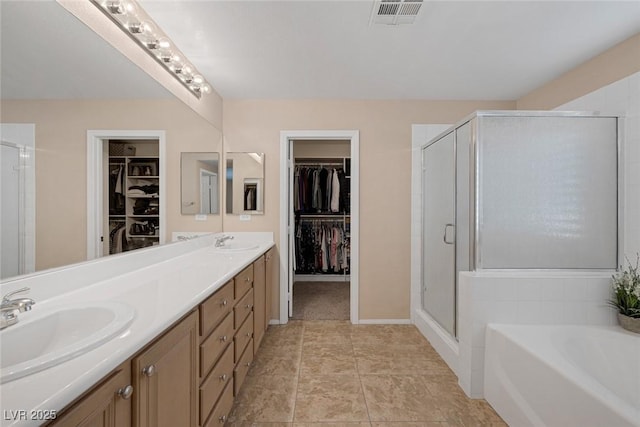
[228,321,506,426]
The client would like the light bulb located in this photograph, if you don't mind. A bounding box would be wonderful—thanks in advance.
[157,50,173,63]
[193,75,204,85]
[182,73,194,84]
[142,35,160,50]
[105,0,127,14]
[202,84,211,94]
[158,38,171,49]
[128,20,151,35]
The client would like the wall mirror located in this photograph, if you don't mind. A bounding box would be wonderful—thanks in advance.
[0,2,222,281]
[181,152,220,215]
[225,153,265,215]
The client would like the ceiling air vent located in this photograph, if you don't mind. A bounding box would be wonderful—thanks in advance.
[370,0,423,25]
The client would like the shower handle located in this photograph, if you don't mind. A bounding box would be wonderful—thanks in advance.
[443,224,455,245]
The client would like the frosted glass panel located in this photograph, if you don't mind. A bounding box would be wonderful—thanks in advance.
[422,132,455,336]
[478,116,618,269]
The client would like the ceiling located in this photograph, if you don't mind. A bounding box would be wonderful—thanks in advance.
[140,0,640,100]
[1,1,639,102]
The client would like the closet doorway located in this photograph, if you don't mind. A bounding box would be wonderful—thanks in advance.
[279,130,359,324]
[86,130,166,260]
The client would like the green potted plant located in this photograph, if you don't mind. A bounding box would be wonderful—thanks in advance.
[609,255,640,333]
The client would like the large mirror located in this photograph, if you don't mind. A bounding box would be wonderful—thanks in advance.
[0,2,223,281]
[181,153,220,215]
[225,153,265,215]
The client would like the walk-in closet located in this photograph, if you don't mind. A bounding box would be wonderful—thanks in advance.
[105,139,161,255]
[291,140,351,320]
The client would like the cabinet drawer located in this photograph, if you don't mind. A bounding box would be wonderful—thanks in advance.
[234,338,254,396]
[200,312,234,378]
[200,344,233,425]
[234,313,253,363]
[234,288,254,329]
[200,280,234,338]
[203,379,234,427]
[234,264,254,300]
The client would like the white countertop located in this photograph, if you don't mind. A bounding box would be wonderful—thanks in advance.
[0,232,274,427]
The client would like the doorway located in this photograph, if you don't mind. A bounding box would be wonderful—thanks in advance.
[279,130,360,324]
[200,169,218,214]
[86,130,166,260]
[0,124,35,279]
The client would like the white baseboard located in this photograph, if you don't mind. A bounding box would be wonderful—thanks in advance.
[294,274,350,282]
[358,318,411,324]
[268,319,281,325]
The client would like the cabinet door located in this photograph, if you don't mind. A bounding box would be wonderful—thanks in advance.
[133,311,198,427]
[253,255,266,353]
[50,362,132,427]
[422,131,456,337]
[264,248,275,330]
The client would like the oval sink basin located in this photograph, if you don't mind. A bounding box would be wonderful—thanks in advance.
[215,243,259,251]
[0,301,135,384]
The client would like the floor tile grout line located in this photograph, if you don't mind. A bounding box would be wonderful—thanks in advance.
[351,325,374,425]
[290,321,305,423]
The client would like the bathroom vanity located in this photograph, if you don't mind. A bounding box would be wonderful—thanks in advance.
[0,233,275,427]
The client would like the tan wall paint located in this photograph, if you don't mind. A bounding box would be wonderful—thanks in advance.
[222,99,515,320]
[1,98,223,272]
[293,140,351,158]
[517,32,640,110]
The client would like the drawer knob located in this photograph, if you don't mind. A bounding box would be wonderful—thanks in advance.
[117,385,134,400]
[246,332,251,337]
[219,335,228,342]
[142,365,156,377]
[245,304,252,310]
[218,415,227,423]
[219,373,227,382]
[245,277,251,282]
[221,299,228,307]
[246,361,252,368]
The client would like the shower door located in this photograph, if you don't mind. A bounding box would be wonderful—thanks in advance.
[422,131,456,336]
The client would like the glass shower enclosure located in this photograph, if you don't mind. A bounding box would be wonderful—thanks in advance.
[421,111,620,338]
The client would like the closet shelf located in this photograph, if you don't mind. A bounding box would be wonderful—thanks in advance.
[126,194,159,198]
[128,175,159,179]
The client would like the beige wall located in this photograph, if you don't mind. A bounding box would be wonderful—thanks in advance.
[293,140,351,158]
[517,32,640,110]
[222,99,515,320]
[1,98,223,272]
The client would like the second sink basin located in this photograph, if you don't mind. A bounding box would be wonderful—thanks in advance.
[0,301,136,383]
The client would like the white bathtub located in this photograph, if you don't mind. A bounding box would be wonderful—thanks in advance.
[484,324,640,427]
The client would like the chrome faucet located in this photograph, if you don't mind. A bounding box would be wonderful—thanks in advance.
[1,287,36,330]
[214,235,234,247]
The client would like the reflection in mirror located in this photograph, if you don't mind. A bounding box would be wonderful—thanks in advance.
[181,153,220,215]
[0,2,223,281]
[225,153,265,215]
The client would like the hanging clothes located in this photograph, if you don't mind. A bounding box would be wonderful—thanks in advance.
[293,164,348,214]
[294,219,350,275]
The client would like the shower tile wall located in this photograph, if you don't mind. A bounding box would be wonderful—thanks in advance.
[457,272,613,398]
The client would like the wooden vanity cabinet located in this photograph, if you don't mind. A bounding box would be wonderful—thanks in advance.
[133,310,198,427]
[50,248,274,427]
[49,362,132,427]
[253,255,266,353]
[198,279,235,426]
[265,248,275,329]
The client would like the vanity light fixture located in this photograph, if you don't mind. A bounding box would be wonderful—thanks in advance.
[92,0,212,98]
